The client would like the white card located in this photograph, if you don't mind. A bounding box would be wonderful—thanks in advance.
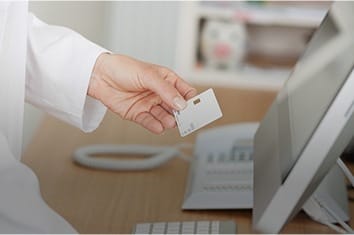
[173,88,223,137]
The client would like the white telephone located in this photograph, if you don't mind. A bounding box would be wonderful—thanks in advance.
[182,123,258,209]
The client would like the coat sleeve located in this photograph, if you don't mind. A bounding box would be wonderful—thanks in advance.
[25,13,108,132]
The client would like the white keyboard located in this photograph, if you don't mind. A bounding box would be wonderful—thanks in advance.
[133,220,236,234]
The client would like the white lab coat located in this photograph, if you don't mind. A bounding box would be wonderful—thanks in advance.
[0,1,107,233]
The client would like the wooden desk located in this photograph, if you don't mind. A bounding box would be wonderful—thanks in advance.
[22,87,353,233]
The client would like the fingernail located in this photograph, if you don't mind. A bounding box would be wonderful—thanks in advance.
[173,96,187,110]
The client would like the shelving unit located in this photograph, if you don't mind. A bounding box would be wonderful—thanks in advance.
[175,1,329,90]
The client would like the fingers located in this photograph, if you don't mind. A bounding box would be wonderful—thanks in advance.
[141,67,197,111]
[120,92,176,134]
[160,77,197,114]
[135,112,164,134]
[150,106,176,128]
[134,105,176,134]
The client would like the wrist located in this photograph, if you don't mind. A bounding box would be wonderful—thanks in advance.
[88,53,111,100]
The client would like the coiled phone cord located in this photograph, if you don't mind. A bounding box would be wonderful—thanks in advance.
[73,143,192,171]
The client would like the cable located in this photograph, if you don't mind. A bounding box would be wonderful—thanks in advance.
[337,158,354,201]
[73,143,193,171]
[314,195,354,234]
[310,159,354,234]
[337,158,354,188]
[174,143,194,162]
[322,221,347,234]
[323,202,354,234]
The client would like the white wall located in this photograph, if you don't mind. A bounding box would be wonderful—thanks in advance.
[29,1,106,45]
[103,1,180,69]
[24,1,180,150]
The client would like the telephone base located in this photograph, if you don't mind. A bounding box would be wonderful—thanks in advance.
[182,123,258,210]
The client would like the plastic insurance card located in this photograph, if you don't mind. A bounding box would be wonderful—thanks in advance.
[173,88,223,137]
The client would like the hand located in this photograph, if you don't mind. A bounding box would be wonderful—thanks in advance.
[88,53,197,134]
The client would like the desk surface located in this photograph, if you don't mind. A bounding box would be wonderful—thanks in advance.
[23,86,353,233]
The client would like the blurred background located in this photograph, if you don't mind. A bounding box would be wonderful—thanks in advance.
[25,1,330,151]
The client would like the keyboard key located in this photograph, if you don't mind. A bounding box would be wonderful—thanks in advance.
[167,222,180,228]
[181,228,194,234]
[211,221,220,234]
[196,221,210,234]
[181,221,195,234]
[166,222,180,234]
[135,223,151,234]
[151,222,165,234]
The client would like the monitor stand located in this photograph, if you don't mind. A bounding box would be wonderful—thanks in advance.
[303,163,349,225]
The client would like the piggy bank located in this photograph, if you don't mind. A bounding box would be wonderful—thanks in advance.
[200,19,247,70]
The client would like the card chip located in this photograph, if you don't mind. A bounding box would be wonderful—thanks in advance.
[193,98,201,105]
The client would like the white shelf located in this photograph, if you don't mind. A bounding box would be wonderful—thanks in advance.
[238,6,327,28]
[200,5,327,28]
[184,67,290,91]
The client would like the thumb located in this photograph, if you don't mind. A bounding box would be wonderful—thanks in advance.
[142,69,188,111]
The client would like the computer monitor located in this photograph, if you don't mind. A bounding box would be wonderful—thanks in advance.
[253,2,354,233]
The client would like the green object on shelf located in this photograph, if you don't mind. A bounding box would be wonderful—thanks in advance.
[246,1,266,6]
